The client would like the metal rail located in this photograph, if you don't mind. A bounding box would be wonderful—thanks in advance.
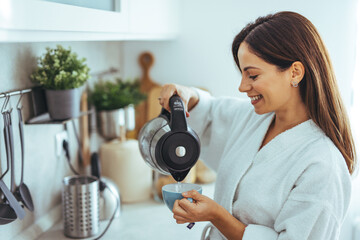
[0,88,32,99]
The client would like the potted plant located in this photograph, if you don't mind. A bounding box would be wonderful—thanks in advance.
[31,45,90,120]
[88,78,146,140]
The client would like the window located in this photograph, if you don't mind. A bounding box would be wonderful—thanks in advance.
[44,0,120,12]
[351,1,360,151]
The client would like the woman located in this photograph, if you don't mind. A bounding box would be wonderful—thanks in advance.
[158,11,356,239]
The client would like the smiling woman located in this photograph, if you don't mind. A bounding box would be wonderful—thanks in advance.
[158,11,355,240]
[236,43,306,119]
[232,12,356,175]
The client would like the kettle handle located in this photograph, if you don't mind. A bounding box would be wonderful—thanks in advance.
[169,95,187,131]
[159,107,171,121]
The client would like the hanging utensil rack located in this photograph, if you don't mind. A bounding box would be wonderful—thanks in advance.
[1,87,94,169]
[0,88,32,99]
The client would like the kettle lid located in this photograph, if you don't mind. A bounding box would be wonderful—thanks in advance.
[163,131,199,164]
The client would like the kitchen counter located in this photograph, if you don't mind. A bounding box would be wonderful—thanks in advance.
[38,183,215,240]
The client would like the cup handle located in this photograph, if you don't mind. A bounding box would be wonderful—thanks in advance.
[186,198,195,229]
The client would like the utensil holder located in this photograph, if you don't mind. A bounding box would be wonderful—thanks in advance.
[62,175,100,238]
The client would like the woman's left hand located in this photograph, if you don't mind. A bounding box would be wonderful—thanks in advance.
[172,190,219,224]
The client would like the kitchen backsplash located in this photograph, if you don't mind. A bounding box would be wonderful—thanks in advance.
[0,41,124,239]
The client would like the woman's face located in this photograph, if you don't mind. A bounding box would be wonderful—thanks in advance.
[237,42,294,115]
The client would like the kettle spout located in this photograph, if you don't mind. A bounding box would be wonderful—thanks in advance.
[169,169,191,182]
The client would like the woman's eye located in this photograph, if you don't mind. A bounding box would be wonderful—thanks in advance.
[249,75,258,80]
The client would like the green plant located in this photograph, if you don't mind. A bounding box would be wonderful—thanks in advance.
[31,45,90,90]
[89,78,146,111]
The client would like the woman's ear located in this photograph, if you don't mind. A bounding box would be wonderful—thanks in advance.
[290,61,305,86]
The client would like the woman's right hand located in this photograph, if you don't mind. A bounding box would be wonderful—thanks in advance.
[159,84,199,117]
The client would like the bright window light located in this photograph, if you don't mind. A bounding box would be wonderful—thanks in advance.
[351,0,360,170]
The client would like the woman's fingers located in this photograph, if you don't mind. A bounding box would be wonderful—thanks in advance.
[173,200,191,224]
[159,84,191,114]
[173,199,188,216]
[159,84,177,112]
[182,190,202,200]
[173,215,189,224]
[177,197,196,213]
[176,87,190,113]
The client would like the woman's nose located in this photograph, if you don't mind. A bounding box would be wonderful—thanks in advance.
[239,78,251,93]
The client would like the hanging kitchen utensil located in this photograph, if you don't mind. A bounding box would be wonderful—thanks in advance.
[1,97,11,180]
[138,95,201,182]
[0,180,18,225]
[5,110,25,220]
[14,96,34,211]
[0,105,25,223]
[7,110,16,193]
[0,100,17,225]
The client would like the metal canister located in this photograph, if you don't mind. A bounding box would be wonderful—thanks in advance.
[62,175,100,238]
[97,105,135,140]
[97,108,125,140]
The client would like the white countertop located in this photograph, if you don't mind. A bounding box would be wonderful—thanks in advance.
[38,183,215,240]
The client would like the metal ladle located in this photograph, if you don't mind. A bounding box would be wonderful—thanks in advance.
[5,108,26,219]
[14,95,34,212]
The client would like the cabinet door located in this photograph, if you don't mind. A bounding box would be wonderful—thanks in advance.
[128,0,179,39]
[0,0,129,41]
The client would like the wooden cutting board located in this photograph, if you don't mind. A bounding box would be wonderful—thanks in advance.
[134,52,161,137]
[138,52,158,92]
[146,86,162,120]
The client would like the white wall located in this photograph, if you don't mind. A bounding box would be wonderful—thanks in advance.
[123,0,356,105]
[122,0,358,239]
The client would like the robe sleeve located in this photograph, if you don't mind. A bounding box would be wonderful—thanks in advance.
[243,149,351,240]
[186,88,251,172]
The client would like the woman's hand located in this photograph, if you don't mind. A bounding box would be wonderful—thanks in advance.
[172,190,219,224]
[174,190,247,240]
[159,84,199,117]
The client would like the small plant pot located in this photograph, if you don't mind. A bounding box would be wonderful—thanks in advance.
[45,88,81,120]
[97,106,135,140]
[97,108,125,140]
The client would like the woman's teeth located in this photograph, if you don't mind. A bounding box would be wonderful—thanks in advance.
[250,95,263,101]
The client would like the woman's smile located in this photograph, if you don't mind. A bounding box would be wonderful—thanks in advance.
[250,94,263,105]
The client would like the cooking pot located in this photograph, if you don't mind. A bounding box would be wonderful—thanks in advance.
[138,95,200,182]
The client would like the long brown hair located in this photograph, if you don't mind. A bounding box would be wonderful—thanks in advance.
[232,11,357,175]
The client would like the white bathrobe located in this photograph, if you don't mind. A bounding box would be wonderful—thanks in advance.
[187,89,351,240]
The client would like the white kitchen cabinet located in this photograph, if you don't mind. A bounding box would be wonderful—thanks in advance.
[0,0,179,42]
[127,0,179,40]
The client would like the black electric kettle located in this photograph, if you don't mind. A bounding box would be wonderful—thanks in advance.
[138,95,200,182]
